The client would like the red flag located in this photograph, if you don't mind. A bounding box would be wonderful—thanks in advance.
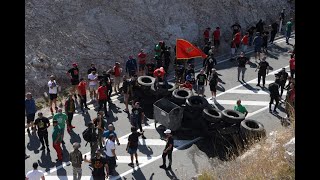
[176,39,207,59]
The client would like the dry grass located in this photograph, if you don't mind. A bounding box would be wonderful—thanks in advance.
[199,105,295,180]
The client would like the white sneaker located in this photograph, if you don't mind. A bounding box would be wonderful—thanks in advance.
[210,97,214,100]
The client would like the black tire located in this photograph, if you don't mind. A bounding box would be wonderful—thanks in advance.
[218,124,240,135]
[166,82,177,96]
[221,109,245,124]
[138,76,155,87]
[171,88,193,105]
[151,82,176,97]
[240,119,266,143]
[202,108,223,123]
[186,96,210,110]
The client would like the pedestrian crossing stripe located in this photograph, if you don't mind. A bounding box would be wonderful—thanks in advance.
[45,176,94,180]
[118,139,192,147]
[209,100,270,106]
[228,89,287,96]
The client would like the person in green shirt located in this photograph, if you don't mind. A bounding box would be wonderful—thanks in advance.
[52,120,63,161]
[53,108,67,144]
[154,42,162,57]
[285,18,293,44]
[234,99,248,117]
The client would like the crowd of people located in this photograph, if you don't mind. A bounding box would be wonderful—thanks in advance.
[25,9,295,179]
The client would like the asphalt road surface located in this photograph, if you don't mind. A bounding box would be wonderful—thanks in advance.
[25,35,295,180]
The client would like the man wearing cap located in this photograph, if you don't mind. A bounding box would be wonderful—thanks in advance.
[255,57,269,88]
[25,92,37,134]
[236,52,249,82]
[103,124,120,145]
[26,162,45,180]
[53,108,67,144]
[87,63,97,75]
[131,102,146,139]
[52,120,63,161]
[69,142,83,180]
[84,149,109,180]
[126,56,137,77]
[67,63,80,100]
[47,75,59,116]
[34,112,50,151]
[160,129,174,170]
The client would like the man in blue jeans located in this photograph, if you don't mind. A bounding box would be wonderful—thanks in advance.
[25,92,37,134]
[131,102,146,139]
[126,56,137,77]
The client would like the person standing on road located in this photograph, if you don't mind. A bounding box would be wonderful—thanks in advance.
[25,162,45,180]
[121,75,130,113]
[253,32,263,61]
[69,142,83,180]
[84,150,109,180]
[277,68,289,97]
[138,49,147,76]
[53,108,67,144]
[126,56,138,77]
[231,22,241,37]
[286,18,293,44]
[159,129,174,170]
[88,71,99,102]
[213,27,221,51]
[25,92,37,134]
[205,54,216,77]
[256,57,270,88]
[236,52,249,82]
[209,68,219,101]
[47,75,59,116]
[247,26,256,46]
[131,102,147,139]
[103,124,120,145]
[270,21,279,44]
[67,63,80,101]
[52,120,63,161]
[86,122,99,159]
[241,32,249,54]
[233,30,241,53]
[234,99,248,117]
[262,31,269,53]
[113,62,122,94]
[268,77,281,113]
[104,134,118,177]
[256,19,265,33]
[93,111,106,149]
[34,112,50,151]
[126,126,144,167]
[196,69,207,97]
[203,27,211,45]
[97,82,109,117]
[78,78,90,113]
[65,94,76,133]
[289,54,295,78]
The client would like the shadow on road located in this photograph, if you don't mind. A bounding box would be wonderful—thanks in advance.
[216,84,225,92]
[81,112,92,126]
[138,144,153,157]
[165,169,179,180]
[37,150,55,172]
[27,133,41,153]
[69,130,82,145]
[131,167,147,180]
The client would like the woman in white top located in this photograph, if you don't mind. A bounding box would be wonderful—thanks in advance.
[48,75,58,116]
[26,162,45,180]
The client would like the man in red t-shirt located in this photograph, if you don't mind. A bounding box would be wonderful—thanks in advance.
[212,27,221,50]
[153,67,166,89]
[77,78,89,113]
[233,31,241,51]
[113,62,122,93]
[138,49,147,76]
[97,83,109,117]
[289,54,295,78]
[203,27,211,44]
[180,80,192,90]
[241,32,249,54]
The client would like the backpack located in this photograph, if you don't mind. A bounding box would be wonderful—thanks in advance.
[82,127,97,143]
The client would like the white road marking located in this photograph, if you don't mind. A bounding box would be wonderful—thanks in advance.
[210,100,269,106]
[228,89,287,96]
[118,139,191,147]
[110,137,203,180]
[246,80,275,85]
[45,176,93,180]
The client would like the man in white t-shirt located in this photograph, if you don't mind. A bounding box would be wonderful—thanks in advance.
[48,75,58,116]
[88,71,98,102]
[104,134,117,176]
[26,162,45,180]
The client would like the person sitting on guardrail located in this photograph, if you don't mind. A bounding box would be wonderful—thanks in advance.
[234,99,248,117]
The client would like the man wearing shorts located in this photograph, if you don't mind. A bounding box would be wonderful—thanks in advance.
[67,62,80,100]
[209,69,219,101]
[48,75,58,116]
[253,32,263,61]
[138,49,147,76]
[213,27,220,51]
[196,70,207,97]
[113,62,122,93]
[88,71,98,102]
[25,92,37,134]
[126,126,144,167]
[121,75,130,113]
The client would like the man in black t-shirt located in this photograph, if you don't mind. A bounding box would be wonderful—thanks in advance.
[270,22,279,44]
[84,150,108,180]
[126,126,144,167]
[196,70,207,97]
[159,129,174,170]
[88,63,97,75]
[205,56,217,77]
[131,102,146,139]
[209,68,219,101]
[67,63,80,100]
[277,68,289,97]
[236,52,249,81]
[256,57,269,87]
[269,76,281,114]
[34,112,50,151]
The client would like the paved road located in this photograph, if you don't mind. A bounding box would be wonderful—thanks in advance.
[25,36,294,179]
